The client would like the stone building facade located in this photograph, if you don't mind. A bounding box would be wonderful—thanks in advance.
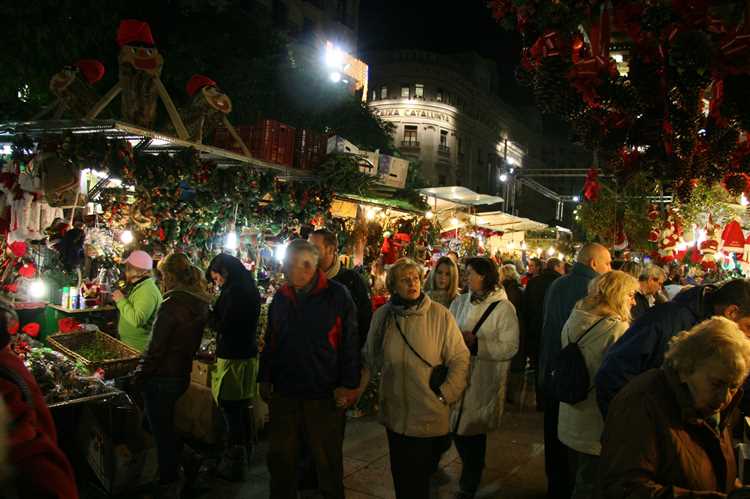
[366,50,546,194]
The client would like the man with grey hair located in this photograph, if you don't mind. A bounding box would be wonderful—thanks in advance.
[538,242,611,499]
[259,239,361,499]
[632,264,666,319]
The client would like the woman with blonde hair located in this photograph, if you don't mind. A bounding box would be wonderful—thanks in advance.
[600,317,750,498]
[134,253,212,498]
[424,256,460,308]
[557,270,639,499]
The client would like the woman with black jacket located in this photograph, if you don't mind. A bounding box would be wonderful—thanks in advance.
[206,253,262,481]
[134,253,211,499]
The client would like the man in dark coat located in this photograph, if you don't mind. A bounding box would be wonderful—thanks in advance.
[521,258,562,410]
[259,240,360,499]
[309,229,372,348]
[539,243,611,499]
[596,279,750,419]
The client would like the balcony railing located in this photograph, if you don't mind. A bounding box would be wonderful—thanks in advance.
[401,140,420,149]
[438,144,451,156]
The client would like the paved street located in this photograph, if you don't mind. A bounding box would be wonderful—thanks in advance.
[80,380,546,499]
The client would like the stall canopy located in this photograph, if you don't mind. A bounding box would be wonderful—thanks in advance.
[418,186,504,211]
[474,211,548,232]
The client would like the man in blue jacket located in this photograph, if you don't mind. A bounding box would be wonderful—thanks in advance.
[539,243,611,499]
[259,239,361,499]
[596,279,750,418]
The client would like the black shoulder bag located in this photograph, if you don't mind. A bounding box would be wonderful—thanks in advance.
[392,300,500,396]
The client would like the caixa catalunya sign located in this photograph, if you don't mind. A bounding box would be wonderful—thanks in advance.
[373,108,454,124]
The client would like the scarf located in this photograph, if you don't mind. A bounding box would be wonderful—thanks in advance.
[391,292,425,309]
[325,256,341,280]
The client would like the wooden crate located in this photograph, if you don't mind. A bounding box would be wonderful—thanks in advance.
[251,119,296,167]
[190,359,215,387]
[47,330,140,379]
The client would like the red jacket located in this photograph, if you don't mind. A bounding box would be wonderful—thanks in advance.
[0,346,78,499]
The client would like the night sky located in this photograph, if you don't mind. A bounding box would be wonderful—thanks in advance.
[358,0,534,106]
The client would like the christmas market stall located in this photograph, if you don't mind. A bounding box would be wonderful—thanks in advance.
[0,17,420,494]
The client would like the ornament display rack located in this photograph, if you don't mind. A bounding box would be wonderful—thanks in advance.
[0,119,316,181]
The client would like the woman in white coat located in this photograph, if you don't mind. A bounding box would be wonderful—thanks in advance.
[449,257,520,499]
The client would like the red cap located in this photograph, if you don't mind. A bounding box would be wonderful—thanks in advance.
[74,59,105,84]
[117,19,155,47]
[186,74,217,97]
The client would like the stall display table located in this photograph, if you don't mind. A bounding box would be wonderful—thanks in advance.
[47,304,118,337]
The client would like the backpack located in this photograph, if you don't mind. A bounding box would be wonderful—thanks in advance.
[551,317,608,404]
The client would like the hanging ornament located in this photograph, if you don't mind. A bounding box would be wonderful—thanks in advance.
[722,217,746,254]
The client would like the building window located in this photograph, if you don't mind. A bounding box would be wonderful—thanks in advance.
[440,130,448,147]
[403,125,418,145]
[381,86,388,99]
[415,83,424,99]
[401,85,410,98]
[436,89,443,102]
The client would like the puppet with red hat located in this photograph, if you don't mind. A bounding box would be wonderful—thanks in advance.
[87,20,188,138]
[39,59,106,119]
[181,74,246,153]
[700,216,720,270]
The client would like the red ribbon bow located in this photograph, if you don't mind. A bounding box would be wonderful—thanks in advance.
[22,322,40,338]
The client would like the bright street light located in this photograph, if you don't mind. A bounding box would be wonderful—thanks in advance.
[572,195,580,202]
[329,72,342,83]
[499,173,508,182]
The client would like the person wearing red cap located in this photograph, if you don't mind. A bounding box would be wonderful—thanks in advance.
[0,297,79,498]
[112,250,162,351]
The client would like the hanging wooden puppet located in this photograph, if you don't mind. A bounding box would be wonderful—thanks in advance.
[87,20,188,139]
[35,60,105,119]
[181,74,251,156]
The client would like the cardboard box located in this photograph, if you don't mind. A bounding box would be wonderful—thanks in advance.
[358,150,379,177]
[190,359,215,387]
[175,382,224,445]
[77,404,158,495]
[377,155,409,189]
[327,135,360,155]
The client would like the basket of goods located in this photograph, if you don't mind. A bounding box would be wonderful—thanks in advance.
[24,347,116,407]
[47,330,140,379]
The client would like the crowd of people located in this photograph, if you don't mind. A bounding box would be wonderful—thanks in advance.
[2,234,750,499]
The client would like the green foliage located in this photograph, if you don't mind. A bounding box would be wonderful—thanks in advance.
[317,154,378,196]
[673,182,741,229]
[576,174,659,249]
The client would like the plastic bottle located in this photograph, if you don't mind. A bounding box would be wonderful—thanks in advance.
[69,287,79,310]
[61,287,70,308]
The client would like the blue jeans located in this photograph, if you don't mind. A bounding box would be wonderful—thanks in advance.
[142,377,189,483]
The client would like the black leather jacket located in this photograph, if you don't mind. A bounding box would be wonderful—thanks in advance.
[136,289,210,380]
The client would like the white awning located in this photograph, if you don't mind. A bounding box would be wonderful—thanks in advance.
[419,186,504,210]
[474,211,548,232]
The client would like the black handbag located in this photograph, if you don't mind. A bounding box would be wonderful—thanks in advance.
[393,316,448,395]
[392,300,500,396]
